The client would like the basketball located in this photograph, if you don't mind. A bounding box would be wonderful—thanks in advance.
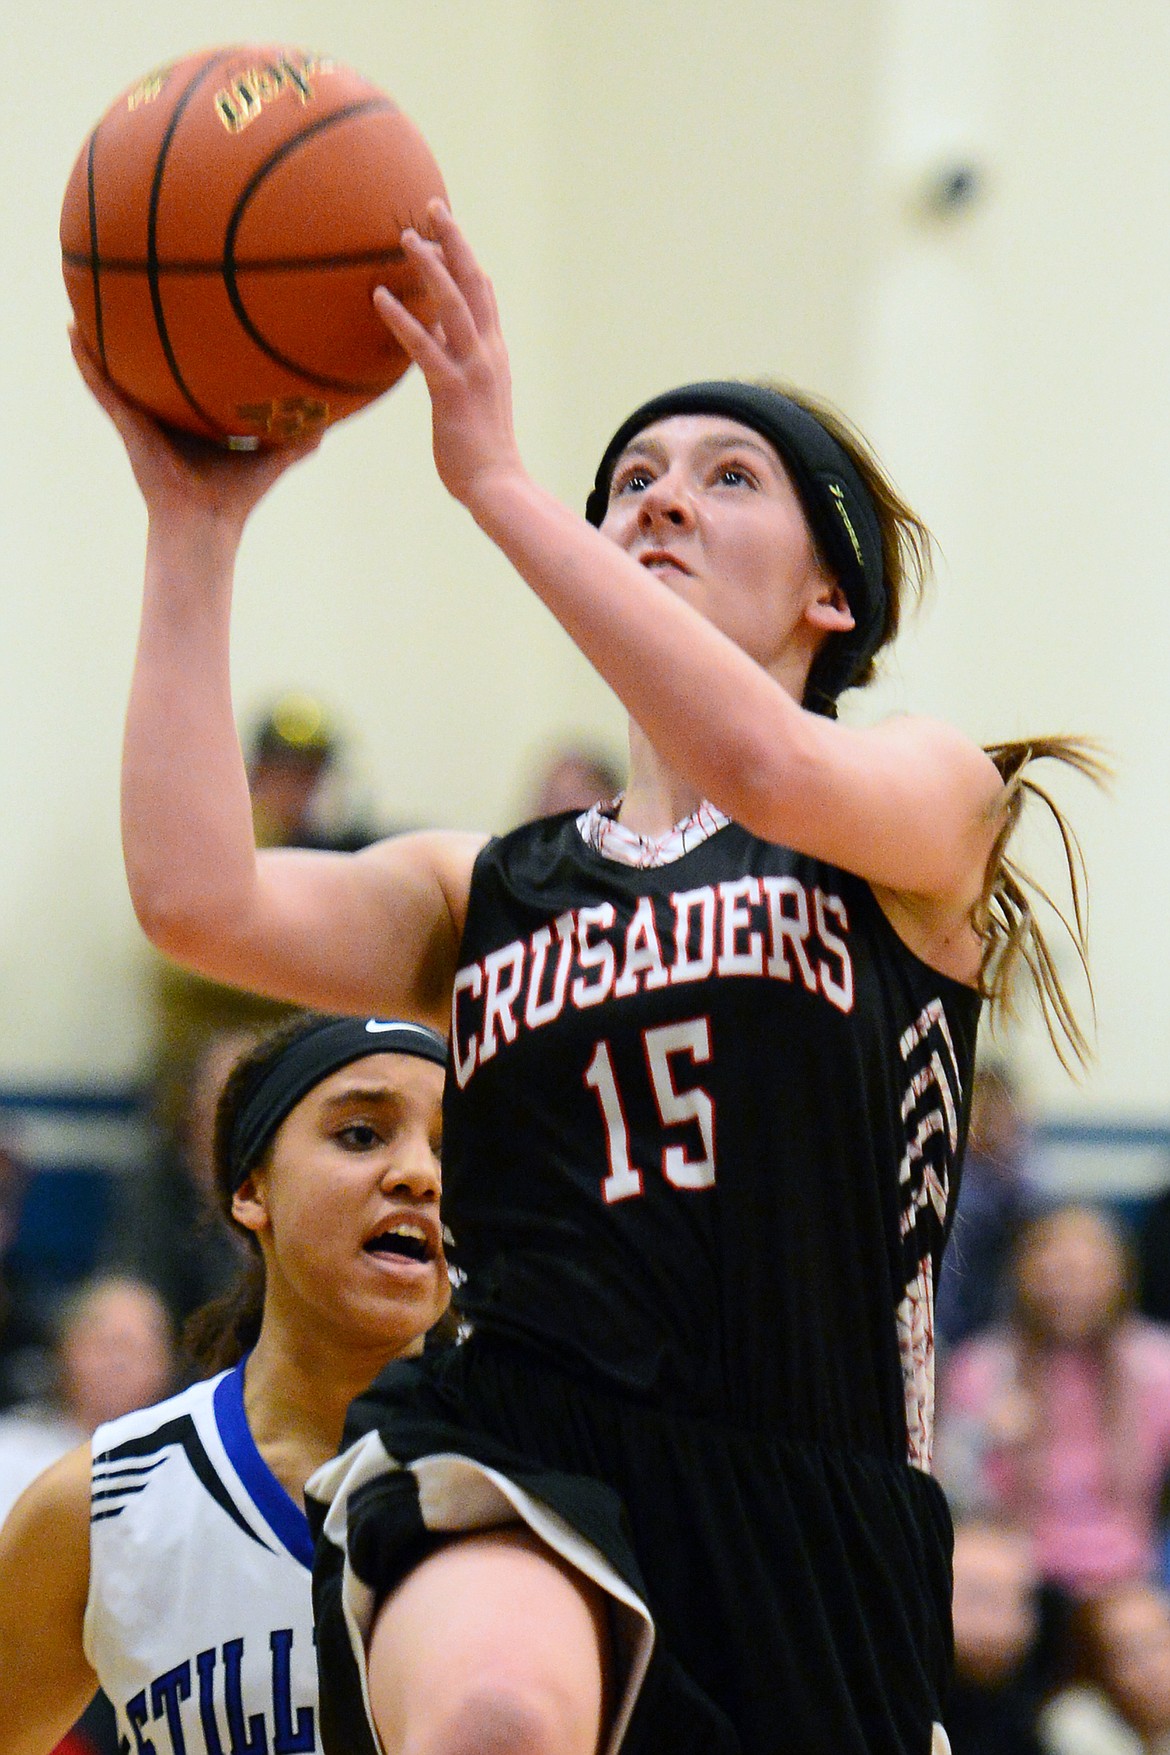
[60,45,447,446]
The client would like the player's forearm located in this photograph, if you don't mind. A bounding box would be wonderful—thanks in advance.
[121,517,260,955]
[468,469,810,813]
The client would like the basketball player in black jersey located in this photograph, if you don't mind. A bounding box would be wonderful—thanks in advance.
[73,200,1097,1755]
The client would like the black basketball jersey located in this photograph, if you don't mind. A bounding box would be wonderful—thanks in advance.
[442,804,981,1470]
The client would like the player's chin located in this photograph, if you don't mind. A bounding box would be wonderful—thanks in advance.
[346,1279,443,1355]
[362,1256,447,1322]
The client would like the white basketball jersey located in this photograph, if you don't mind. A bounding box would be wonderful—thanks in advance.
[84,1361,318,1755]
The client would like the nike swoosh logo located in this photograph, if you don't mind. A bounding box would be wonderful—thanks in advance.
[365,1019,433,1034]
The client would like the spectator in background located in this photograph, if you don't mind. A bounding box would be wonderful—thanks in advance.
[947,1518,1068,1755]
[521,740,623,820]
[245,691,378,853]
[109,1028,256,1344]
[0,1274,167,1755]
[1042,1579,1170,1754]
[938,1204,1170,1599]
[937,1061,1038,1348]
[0,1273,174,1527]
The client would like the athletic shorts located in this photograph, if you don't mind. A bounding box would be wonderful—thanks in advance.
[307,1337,954,1755]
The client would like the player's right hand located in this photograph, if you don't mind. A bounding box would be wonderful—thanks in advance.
[69,327,320,537]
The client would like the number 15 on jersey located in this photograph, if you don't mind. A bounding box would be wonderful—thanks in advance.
[584,1018,716,1202]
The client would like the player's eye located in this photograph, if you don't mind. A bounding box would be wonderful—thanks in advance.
[611,463,655,497]
[335,1121,383,1150]
[714,461,758,488]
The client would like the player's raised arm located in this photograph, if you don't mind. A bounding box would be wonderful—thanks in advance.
[74,335,482,1025]
[372,204,1001,920]
[0,1445,98,1755]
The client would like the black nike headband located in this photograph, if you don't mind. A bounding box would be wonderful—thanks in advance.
[228,1015,447,1191]
[585,381,887,710]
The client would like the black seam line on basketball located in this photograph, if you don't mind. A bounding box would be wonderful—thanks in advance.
[146,50,239,436]
[223,96,402,395]
[95,1413,275,1551]
[63,247,408,274]
[85,129,106,372]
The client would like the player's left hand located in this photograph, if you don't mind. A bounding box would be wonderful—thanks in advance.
[372,201,524,516]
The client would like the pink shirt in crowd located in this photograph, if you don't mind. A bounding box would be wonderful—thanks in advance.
[938,1319,1170,1594]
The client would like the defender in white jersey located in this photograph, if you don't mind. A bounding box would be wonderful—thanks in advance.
[87,1360,318,1755]
[0,1014,449,1755]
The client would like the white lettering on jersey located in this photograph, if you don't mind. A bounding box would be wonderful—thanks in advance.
[814,889,854,1013]
[452,877,854,1077]
[670,887,716,983]
[761,876,819,991]
[572,904,617,1008]
[585,1018,717,1200]
[480,941,526,1062]
[644,1019,716,1188]
[585,1040,645,1203]
[716,878,764,976]
[525,912,575,1029]
[614,896,670,997]
[451,962,483,1090]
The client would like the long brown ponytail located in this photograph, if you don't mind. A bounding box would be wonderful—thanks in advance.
[977,738,1110,1071]
[779,386,1107,1068]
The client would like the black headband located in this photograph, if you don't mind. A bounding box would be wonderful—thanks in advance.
[228,1016,447,1191]
[585,381,887,711]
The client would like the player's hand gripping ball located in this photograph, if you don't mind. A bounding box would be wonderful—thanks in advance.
[61,45,447,447]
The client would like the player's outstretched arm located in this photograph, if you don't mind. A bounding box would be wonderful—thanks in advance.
[75,332,483,1023]
[373,205,1002,916]
[0,1445,99,1755]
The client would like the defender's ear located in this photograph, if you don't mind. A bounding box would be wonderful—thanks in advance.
[231,1170,271,1237]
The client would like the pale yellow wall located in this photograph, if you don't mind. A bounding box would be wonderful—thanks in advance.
[2,1,1168,1117]
[845,0,1170,1113]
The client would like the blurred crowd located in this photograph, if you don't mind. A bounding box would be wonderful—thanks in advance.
[939,1067,1170,1754]
[7,699,1170,1755]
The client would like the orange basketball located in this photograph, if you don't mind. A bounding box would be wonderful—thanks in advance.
[61,45,447,446]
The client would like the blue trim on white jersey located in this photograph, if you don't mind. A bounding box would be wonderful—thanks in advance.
[213,1359,314,1570]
